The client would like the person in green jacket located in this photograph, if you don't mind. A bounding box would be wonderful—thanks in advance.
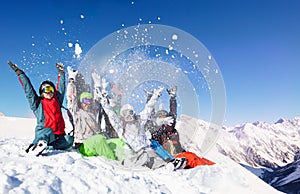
[8,61,74,156]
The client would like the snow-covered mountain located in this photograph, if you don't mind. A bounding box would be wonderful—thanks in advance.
[176,115,300,194]
[0,115,282,194]
[177,115,300,168]
[217,117,300,168]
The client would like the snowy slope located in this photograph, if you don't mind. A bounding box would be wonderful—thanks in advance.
[0,116,35,138]
[0,116,282,194]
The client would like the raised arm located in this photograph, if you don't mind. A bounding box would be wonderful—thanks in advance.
[167,85,177,119]
[66,66,78,114]
[55,63,66,106]
[92,72,125,139]
[140,86,164,126]
[8,61,40,112]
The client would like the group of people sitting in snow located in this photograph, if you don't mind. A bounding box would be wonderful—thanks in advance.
[8,61,215,170]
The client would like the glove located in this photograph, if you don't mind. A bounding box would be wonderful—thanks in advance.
[92,72,109,98]
[93,87,102,100]
[153,86,164,98]
[94,87,109,107]
[155,116,174,126]
[99,94,109,107]
[8,61,24,76]
[67,66,78,81]
[101,77,109,91]
[167,85,177,98]
[92,72,101,88]
[56,62,65,74]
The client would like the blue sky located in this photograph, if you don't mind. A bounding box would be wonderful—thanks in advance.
[0,0,299,125]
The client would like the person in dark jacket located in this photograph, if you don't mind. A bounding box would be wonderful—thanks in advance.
[8,61,74,156]
[147,86,185,156]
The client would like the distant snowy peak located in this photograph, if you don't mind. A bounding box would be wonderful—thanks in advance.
[273,116,300,125]
[216,116,300,168]
[274,118,286,124]
[227,116,300,129]
[215,115,300,194]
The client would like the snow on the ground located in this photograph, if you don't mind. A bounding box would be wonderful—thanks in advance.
[0,116,282,194]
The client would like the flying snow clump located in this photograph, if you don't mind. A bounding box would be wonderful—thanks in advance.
[74,43,82,59]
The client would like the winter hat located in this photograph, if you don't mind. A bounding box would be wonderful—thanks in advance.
[39,80,56,94]
[120,104,135,117]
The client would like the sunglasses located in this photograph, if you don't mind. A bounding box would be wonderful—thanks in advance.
[81,98,93,105]
[42,85,54,94]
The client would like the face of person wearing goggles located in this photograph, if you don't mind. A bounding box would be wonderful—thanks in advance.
[123,109,135,122]
[158,115,167,118]
[80,98,93,111]
[68,78,75,83]
[41,85,55,99]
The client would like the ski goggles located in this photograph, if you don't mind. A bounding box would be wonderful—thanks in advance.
[81,98,93,105]
[42,85,55,94]
[158,115,167,118]
[123,109,134,117]
[156,111,168,118]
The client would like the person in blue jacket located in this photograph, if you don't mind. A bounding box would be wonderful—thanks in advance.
[8,61,74,156]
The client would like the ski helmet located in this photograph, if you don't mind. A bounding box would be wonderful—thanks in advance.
[155,110,169,118]
[79,92,93,104]
[39,80,56,94]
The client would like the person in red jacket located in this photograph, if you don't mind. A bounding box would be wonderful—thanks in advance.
[8,61,74,156]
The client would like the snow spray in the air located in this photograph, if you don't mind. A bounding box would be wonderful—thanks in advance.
[78,24,226,156]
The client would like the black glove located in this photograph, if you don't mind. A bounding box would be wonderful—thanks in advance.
[8,61,24,76]
[56,62,65,74]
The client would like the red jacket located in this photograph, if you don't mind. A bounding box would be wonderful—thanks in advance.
[41,95,65,135]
